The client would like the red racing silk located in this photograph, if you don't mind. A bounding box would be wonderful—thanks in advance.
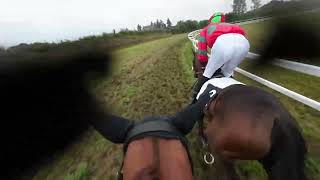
[197,23,246,63]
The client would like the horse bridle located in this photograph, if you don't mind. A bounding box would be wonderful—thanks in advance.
[198,118,215,165]
[198,90,222,165]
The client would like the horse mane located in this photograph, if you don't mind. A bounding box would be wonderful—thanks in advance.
[261,111,307,180]
[215,84,307,180]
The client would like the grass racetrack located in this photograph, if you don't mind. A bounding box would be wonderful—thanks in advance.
[31,30,319,179]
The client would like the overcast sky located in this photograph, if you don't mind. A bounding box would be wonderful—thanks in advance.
[0,0,271,47]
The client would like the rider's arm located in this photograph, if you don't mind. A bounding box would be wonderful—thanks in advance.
[172,85,213,135]
[197,29,208,66]
[91,113,134,144]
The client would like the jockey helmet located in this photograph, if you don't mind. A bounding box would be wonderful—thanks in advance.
[209,12,225,23]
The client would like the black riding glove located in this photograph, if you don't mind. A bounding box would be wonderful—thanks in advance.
[192,76,210,104]
[173,84,216,135]
[91,114,135,144]
[197,84,216,101]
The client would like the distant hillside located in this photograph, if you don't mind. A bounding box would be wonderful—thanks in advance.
[226,0,320,22]
[4,32,171,54]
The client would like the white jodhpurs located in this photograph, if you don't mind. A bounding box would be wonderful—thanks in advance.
[203,33,250,78]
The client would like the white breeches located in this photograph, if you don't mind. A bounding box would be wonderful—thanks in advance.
[203,33,250,78]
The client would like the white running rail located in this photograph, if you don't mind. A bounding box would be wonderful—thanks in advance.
[235,68,320,111]
[247,53,320,77]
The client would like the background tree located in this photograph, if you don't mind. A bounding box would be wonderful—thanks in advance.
[159,20,166,29]
[0,46,5,55]
[155,19,160,28]
[166,18,172,28]
[137,24,142,31]
[233,0,247,14]
[173,20,198,33]
[198,20,209,29]
[251,0,261,10]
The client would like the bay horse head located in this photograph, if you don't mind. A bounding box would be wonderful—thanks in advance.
[199,84,307,180]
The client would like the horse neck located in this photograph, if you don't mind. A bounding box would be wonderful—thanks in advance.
[123,137,192,180]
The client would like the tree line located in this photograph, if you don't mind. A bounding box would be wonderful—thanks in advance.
[128,0,262,33]
[232,0,262,14]
[228,0,320,22]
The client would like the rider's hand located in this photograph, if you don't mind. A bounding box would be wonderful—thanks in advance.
[197,84,216,102]
[192,76,210,104]
[194,76,210,94]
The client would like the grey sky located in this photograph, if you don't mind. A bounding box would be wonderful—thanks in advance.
[0,0,271,47]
